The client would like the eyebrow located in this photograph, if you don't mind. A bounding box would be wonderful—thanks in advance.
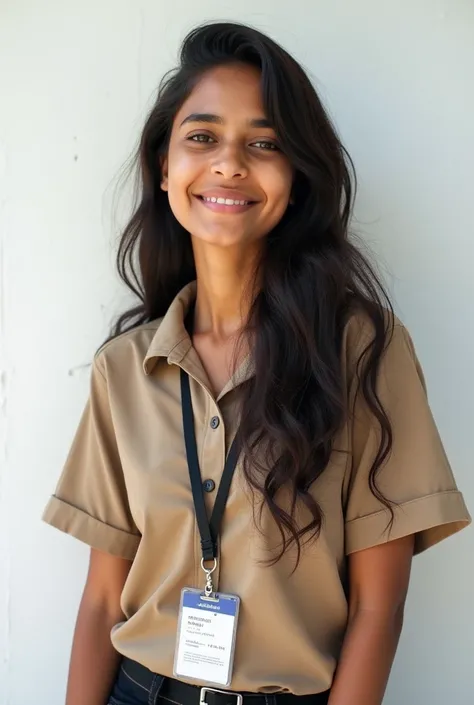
[180,113,273,129]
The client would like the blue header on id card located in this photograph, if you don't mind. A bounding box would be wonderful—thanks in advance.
[182,590,238,616]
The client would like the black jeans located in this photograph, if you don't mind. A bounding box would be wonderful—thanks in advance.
[108,657,330,705]
[108,658,166,705]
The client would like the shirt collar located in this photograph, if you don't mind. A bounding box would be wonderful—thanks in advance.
[143,281,197,375]
[142,280,255,398]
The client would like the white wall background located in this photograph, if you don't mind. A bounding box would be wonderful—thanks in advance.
[1,1,473,703]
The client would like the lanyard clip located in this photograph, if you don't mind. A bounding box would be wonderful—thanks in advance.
[201,557,217,598]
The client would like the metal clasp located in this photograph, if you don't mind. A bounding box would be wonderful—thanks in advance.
[200,557,217,598]
[200,686,243,705]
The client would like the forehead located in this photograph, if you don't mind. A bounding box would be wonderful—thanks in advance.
[175,64,266,123]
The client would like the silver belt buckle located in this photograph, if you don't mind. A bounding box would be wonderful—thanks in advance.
[200,686,243,705]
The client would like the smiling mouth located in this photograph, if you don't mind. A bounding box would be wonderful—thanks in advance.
[197,195,254,206]
[194,195,257,213]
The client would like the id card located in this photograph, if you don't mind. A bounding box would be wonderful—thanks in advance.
[173,588,240,687]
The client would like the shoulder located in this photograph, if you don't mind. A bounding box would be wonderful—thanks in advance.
[340,307,417,388]
[342,306,402,347]
[93,318,164,378]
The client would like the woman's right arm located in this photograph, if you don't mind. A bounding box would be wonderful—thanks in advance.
[65,548,132,705]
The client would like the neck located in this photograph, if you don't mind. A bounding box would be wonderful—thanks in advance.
[191,240,261,340]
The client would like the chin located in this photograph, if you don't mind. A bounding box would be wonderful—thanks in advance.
[192,228,257,248]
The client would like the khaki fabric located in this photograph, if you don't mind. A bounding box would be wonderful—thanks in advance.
[43,281,471,695]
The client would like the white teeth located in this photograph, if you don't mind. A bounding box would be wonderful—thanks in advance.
[202,196,249,206]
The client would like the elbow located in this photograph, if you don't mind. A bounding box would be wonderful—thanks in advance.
[393,601,405,635]
[348,599,407,638]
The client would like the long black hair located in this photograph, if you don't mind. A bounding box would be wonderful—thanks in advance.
[110,21,394,564]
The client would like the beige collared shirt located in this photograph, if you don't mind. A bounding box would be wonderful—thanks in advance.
[43,281,471,694]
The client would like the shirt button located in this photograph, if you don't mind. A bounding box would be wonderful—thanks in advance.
[203,479,216,493]
[210,416,220,430]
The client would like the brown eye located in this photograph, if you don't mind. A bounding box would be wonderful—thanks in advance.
[251,141,279,150]
[188,134,216,143]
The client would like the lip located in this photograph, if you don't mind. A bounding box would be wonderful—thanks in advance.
[194,188,259,215]
[197,187,259,203]
[195,195,257,214]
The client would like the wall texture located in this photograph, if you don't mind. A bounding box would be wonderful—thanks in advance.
[0,1,473,703]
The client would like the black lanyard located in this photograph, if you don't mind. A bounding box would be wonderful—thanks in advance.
[180,368,240,564]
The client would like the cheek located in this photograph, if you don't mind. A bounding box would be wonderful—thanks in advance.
[165,152,199,225]
[168,152,194,194]
[264,157,293,192]
[264,165,293,211]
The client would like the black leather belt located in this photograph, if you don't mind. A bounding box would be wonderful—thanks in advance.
[120,657,330,705]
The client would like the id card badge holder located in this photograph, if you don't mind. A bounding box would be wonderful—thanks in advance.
[173,575,240,687]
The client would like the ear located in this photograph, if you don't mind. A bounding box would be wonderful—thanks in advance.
[160,156,168,191]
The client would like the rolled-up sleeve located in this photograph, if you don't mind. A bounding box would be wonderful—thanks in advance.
[42,354,141,560]
[345,323,471,555]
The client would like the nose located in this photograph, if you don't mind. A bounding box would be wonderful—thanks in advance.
[210,143,248,180]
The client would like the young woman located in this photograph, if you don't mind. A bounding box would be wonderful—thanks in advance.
[43,21,470,705]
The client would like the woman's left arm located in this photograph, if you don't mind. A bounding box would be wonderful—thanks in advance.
[328,534,415,705]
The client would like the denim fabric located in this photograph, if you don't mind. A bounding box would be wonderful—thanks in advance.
[108,660,165,705]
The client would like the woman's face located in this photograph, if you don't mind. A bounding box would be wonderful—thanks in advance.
[161,63,294,248]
